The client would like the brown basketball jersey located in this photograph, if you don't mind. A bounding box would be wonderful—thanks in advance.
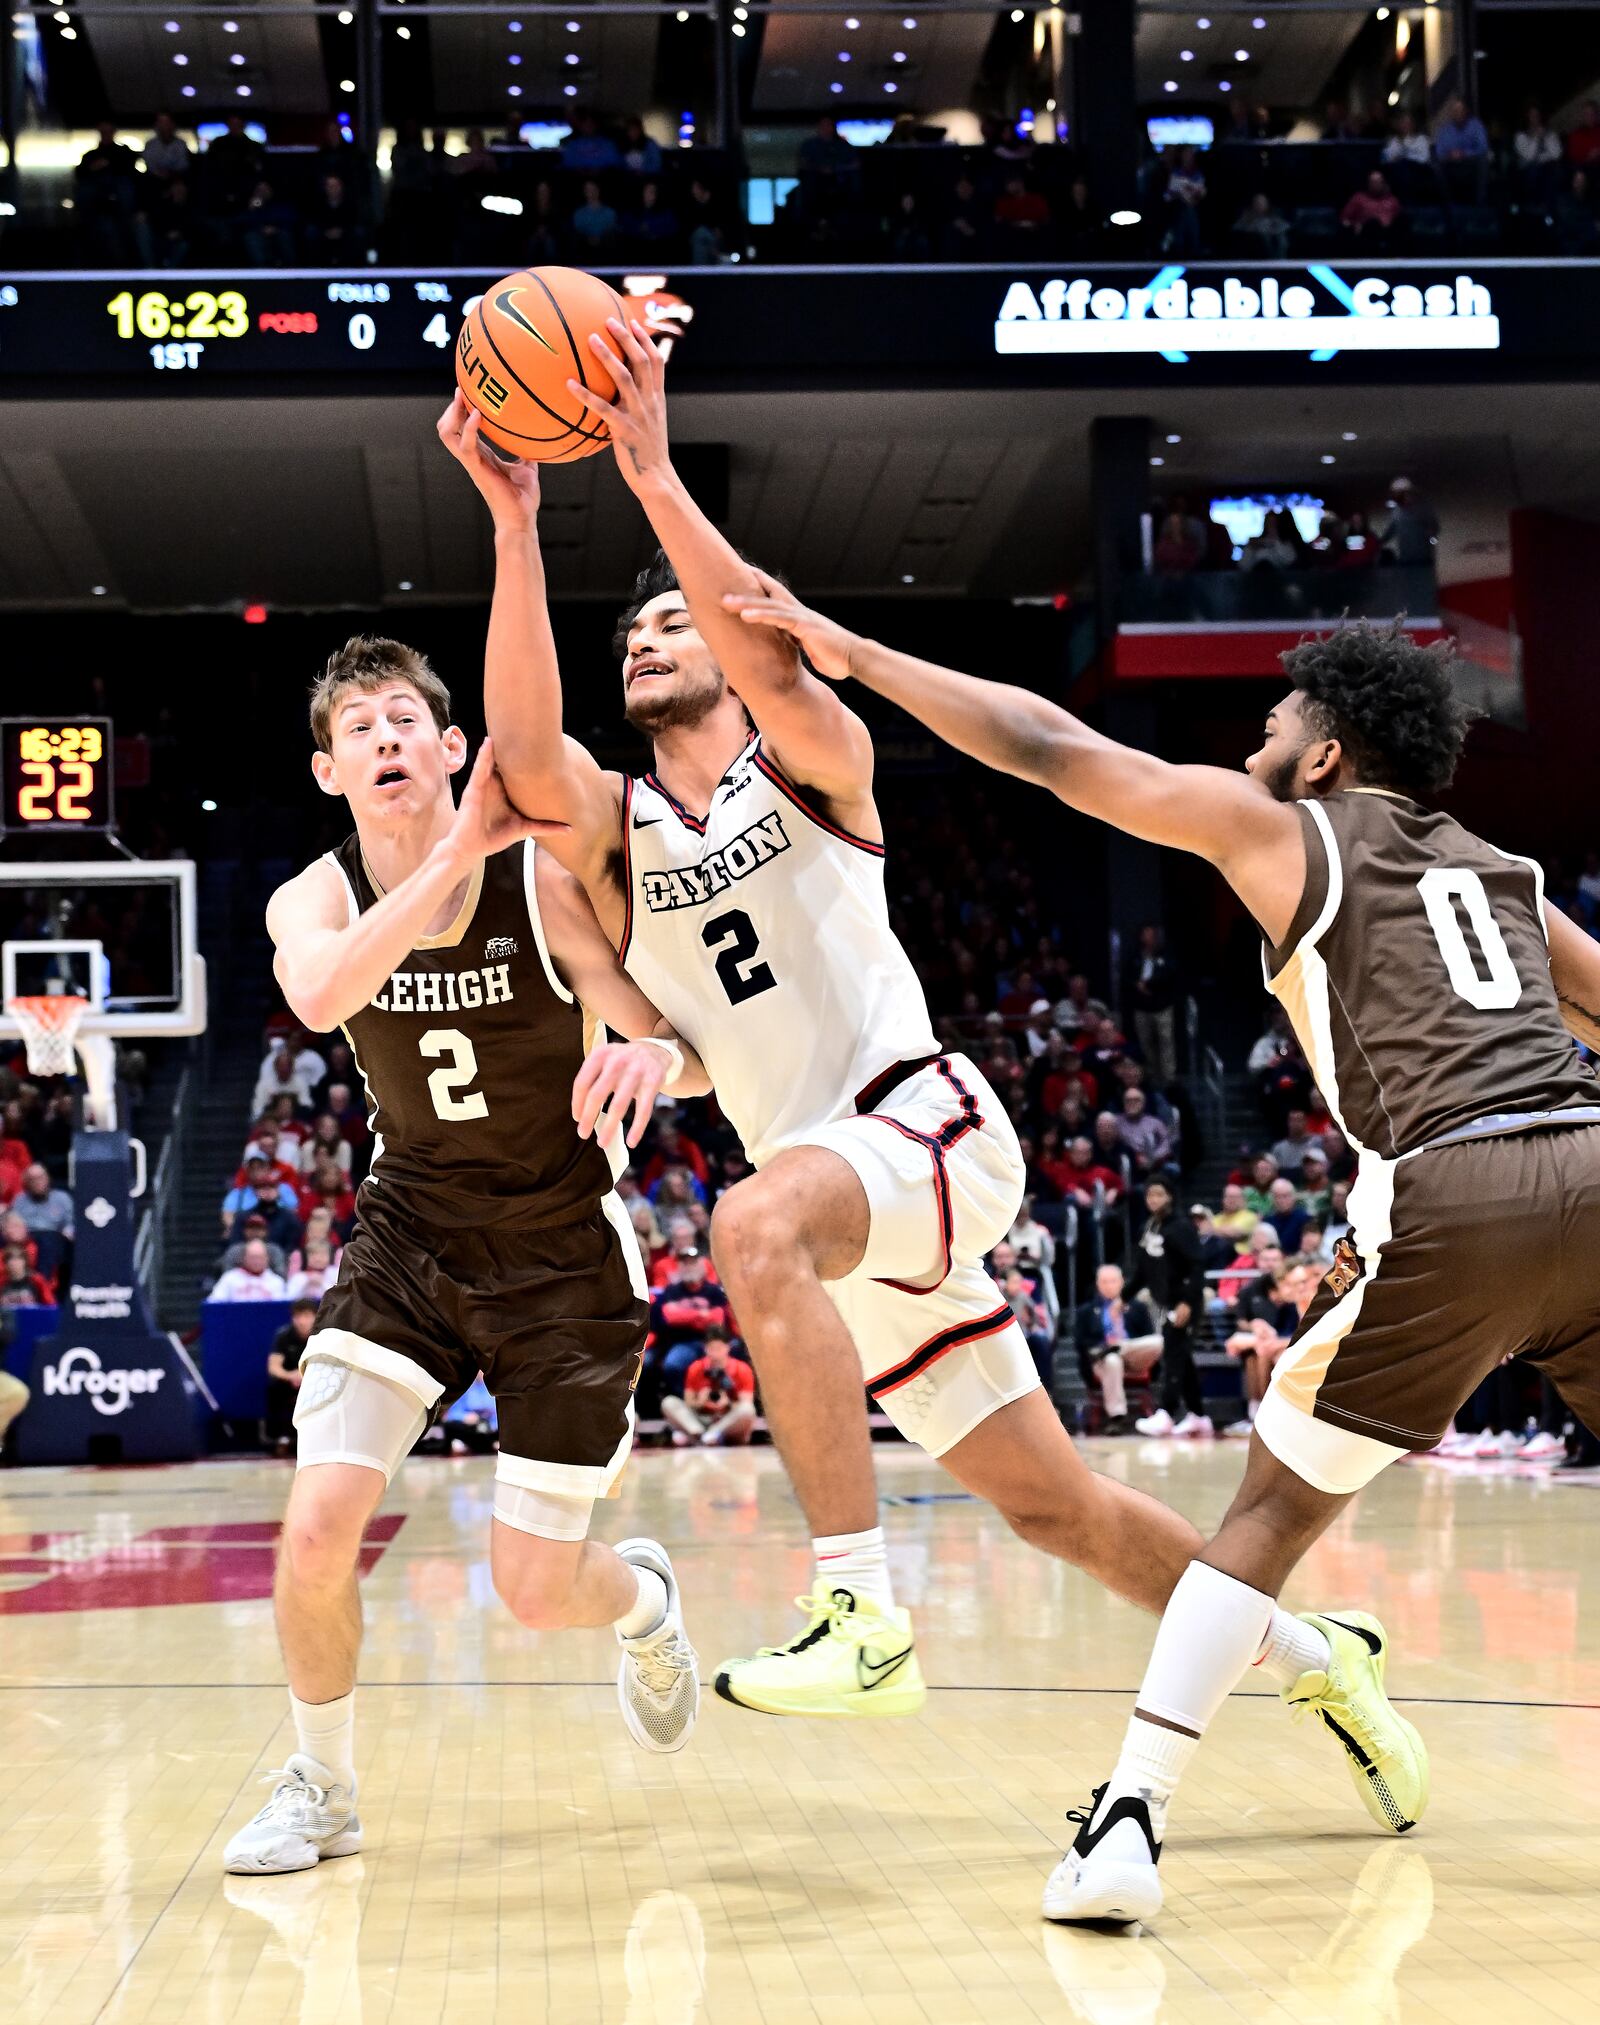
[1265,790,1598,1159]
[326,836,615,1231]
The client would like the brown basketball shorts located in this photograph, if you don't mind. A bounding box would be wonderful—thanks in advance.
[310,1187,650,1494]
[1258,1122,1600,1493]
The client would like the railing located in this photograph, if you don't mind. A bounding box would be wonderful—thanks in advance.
[1120,563,1439,628]
[131,1030,209,1323]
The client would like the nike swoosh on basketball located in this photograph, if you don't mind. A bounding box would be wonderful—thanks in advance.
[856,1643,912,1691]
[492,287,558,352]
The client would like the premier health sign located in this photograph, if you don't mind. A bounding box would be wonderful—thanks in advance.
[994,264,1501,361]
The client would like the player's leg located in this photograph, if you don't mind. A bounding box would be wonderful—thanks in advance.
[226,1353,431,1874]
[710,1148,892,1592]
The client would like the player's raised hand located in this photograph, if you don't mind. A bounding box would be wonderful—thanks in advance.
[435,391,541,533]
[572,1039,671,1151]
[567,315,671,493]
[448,738,566,863]
[722,575,862,683]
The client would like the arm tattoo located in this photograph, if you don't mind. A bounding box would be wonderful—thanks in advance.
[1556,991,1600,1050]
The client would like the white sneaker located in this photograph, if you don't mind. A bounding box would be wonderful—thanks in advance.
[1222,1418,1254,1439]
[1471,1430,1522,1458]
[615,1537,700,1754]
[1134,1409,1175,1437]
[1433,1430,1477,1457]
[1517,1431,1566,1460]
[1172,1413,1215,1439]
[223,1753,361,1874]
[1043,1783,1165,1927]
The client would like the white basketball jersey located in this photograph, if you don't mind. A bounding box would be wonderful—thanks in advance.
[620,737,940,1169]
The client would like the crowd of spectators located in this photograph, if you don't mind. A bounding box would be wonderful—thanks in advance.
[1155,95,1600,258]
[1149,480,1440,585]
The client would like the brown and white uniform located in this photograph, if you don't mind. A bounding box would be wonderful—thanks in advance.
[1257,789,1600,1493]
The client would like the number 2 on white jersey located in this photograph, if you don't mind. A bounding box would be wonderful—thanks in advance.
[420,1028,488,1120]
[1417,867,1523,1011]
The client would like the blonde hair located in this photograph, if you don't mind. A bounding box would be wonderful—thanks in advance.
[310,636,452,753]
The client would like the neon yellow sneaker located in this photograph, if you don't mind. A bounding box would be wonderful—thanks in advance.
[713,1587,926,1718]
[1286,1610,1429,1835]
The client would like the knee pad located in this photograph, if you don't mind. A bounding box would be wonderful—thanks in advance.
[492,1465,596,1543]
[293,1355,428,1482]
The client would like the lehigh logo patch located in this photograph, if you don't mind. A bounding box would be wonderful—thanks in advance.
[1325,1237,1362,1299]
[485,936,518,961]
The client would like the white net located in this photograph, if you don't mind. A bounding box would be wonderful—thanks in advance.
[6,994,89,1079]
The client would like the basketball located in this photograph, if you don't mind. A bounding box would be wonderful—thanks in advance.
[455,266,624,464]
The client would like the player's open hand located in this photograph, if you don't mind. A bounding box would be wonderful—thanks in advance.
[572,1039,670,1151]
[435,391,541,533]
[567,316,671,493]
[722,575,861,683]
[449,738,566,864]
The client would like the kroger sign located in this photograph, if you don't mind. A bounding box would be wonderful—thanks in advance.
[994,267,1500,358]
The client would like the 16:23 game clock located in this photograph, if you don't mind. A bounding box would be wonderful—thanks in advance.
[1,718,114,834]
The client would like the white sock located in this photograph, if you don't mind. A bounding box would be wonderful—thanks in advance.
[812,1525,895,1612]
[615,1566,668,1640]
[1100,1352,1127,1418]
[1099,1562,1275,1825]
[290,1688,356,1792]
[1252,1608,1331,1688]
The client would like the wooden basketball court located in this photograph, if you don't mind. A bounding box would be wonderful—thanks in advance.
[2,1440,1596,2023]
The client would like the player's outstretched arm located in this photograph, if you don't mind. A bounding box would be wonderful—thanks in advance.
[725,583,1305,941]
[269,739,538,1032]
[435,393,619,886]
[568,316,876,818]
[533,852,712,1150]
[1546,904,1600,1050]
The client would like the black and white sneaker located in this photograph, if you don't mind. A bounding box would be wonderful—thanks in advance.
[1042,1782,1165,1926]
[615,1538,700,1754]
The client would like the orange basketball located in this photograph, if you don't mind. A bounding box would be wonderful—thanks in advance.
[455,266,625,463]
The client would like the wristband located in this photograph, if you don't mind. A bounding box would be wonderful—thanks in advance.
[636,1035,687,1093]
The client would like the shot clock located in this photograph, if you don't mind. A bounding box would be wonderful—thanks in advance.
[1,719,114,834]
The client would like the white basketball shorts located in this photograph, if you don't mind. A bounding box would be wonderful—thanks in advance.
[799,1052,1039,1456]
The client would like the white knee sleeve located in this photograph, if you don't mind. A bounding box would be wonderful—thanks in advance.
[293,1355,428,1482]
[492,1475,596,1542]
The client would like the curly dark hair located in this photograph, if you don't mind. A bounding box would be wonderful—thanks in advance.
[1280,621,1474,797]
[611,550,681,663]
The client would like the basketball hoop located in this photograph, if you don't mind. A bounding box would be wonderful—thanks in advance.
[6,993,89,1079]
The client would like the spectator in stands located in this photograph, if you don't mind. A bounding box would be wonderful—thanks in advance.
[799,114,856,180]
[1435,95,1490,204]
[1263,1174,1308,1253]
[299,1113,353,1183]
[1161,147,1206,255]
[1514,104,1564,204]
[641,1115,708,1194]
[1569,100,1600,168]
[1298,1146,1333,1218]
[1,1244,54,1308]
[560,113,620,174]
[323,1081,369,1157]
[1116,1087,1173,1181]
[311,1041,358,1115]
[1296,1222,1332,1267]
[1212,1181,1258,1251]
[265,1298,317,1454]
[943,173,988,260]
[286,1207,341,1282]
[1154,510,1203,577]
[662,1324,756,1447]
[621,116,664,178]
[1125,924,1180,1086]
[1321,100,1368,142]
[1217,1228,1285,1310]
[314,119,367,204]
[252,1035,325,1116]
[239,1124,300,1196]
[650,1214,702,1290]
[998,1257,1055,1390]
[212,1237,287,1303]
[1128,1178,1208,1437]
[994,174,1052,245]
[205,112,267,217]
[76,120,149,266]
[1189,1203,1236,1274]
[386,117,436,257]
[1340,170,1401,247]
[1006,1195,1059,1327]
[241,180,299,267]
[149,175,196,267]
[1270,1106,1321,1178]
[1379,476,1440,565]
[144,111,193,190]
[285,1239,338,1302]
[453,127,499,182]
[685,179,726,264]
[571,178,620,253]
[624,180,678,253]
[11,1164,73,1244]
[630,1199,668,1275]
[222,1155,272,1234]
[888,191,933,262]
[1077,1261,1161,1434]
[302,1154,356,1234]
[650,1247,734,1398]
[1223,1257,1298,1436]
[1232,191,1290,259]
[1382,111,1433,171]
[307,174,368,265]
[238,1174,302,1258]
[1058,177,1102,254]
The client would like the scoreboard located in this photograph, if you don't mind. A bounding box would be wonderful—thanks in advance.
[1,719,115,834]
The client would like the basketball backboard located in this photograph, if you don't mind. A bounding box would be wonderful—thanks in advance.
[0,858,206,1043]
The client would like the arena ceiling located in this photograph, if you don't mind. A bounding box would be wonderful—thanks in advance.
[3,380,1600,613]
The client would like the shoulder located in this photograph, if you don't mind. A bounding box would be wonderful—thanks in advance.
[268,854,350,938]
